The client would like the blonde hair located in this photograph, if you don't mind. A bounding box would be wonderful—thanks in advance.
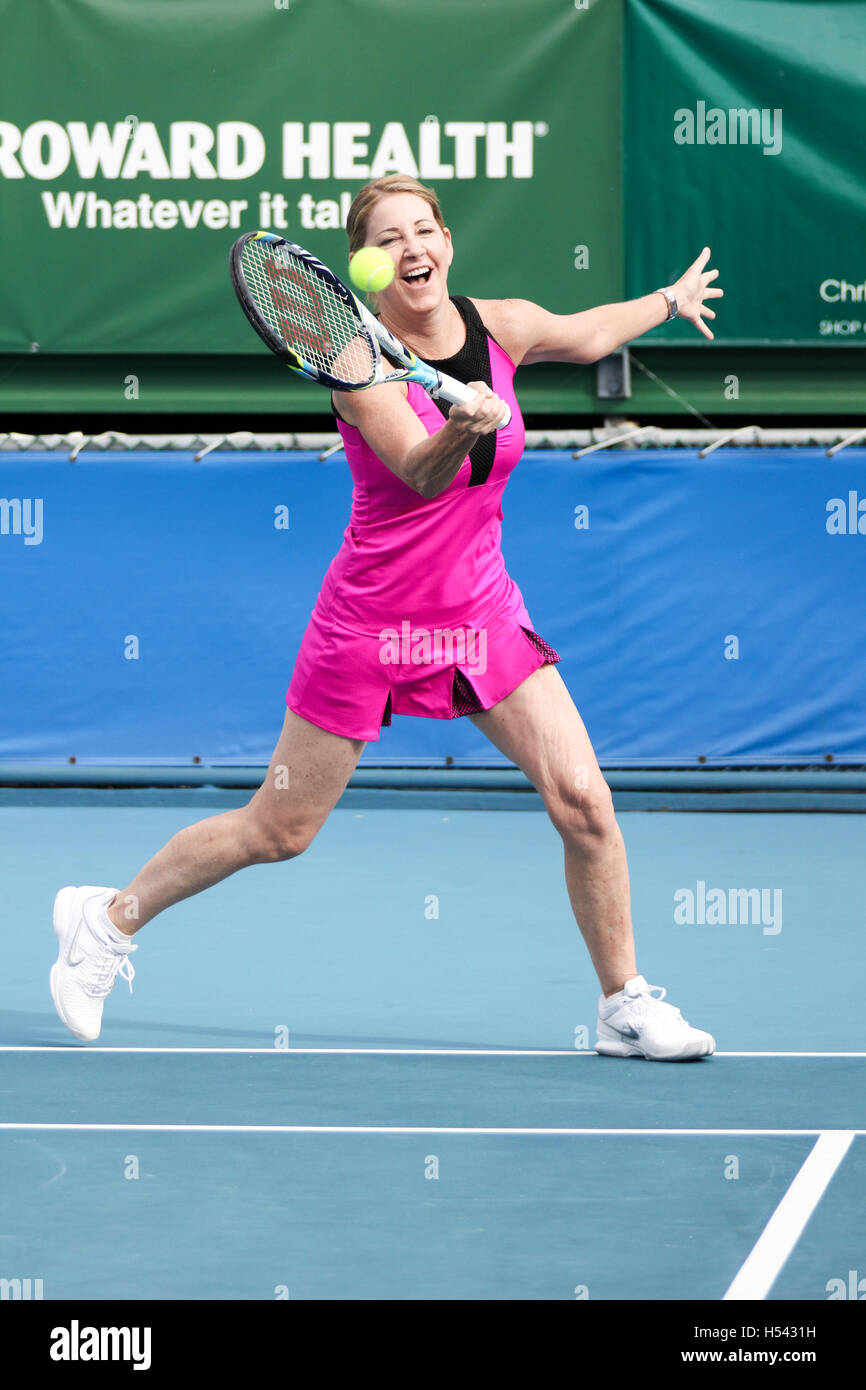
[346,174,445,256]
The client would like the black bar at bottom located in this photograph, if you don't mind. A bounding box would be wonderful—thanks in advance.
[2,1297,862,1372]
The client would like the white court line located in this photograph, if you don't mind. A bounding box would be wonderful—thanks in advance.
[1,1047,865,1057]
[723,1130,855,1301]
[0,1124,863,1136]
[8,1046,580,1056]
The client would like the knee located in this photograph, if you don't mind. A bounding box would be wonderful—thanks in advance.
[243,806,317,864]
[547,777,617,847]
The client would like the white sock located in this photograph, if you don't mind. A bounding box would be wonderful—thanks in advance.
[600,976,644,1015]
[98,900,133,946]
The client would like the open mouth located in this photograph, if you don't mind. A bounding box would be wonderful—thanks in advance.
[403,267,432,286]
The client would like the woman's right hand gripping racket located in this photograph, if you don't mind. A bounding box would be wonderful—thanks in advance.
[228,231,511,428]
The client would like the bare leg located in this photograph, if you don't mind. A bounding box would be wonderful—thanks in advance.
[470,664,637,996]
[107,710,365,934]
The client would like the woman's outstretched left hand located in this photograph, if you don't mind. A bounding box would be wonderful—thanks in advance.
[672,248,724,340]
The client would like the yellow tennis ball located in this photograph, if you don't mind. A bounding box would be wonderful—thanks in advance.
[349,246,395,294]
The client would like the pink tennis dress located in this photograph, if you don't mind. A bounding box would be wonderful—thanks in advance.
[286,295,560,741]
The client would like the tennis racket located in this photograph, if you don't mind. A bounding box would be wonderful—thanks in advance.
[229,231,510,428]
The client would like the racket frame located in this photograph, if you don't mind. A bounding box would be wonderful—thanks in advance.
[229,231,510,425]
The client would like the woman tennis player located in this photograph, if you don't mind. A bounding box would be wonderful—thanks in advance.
[51,173,723,1059]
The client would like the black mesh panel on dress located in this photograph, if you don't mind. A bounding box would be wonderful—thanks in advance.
[520,627,561,664]
[450,629,561,719]
[424,296,497,488]
[451,666,485,717]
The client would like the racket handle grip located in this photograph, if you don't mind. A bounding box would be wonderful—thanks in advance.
[435,373,512,430]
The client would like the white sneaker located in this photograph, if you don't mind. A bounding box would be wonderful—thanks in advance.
[596,975,715,1061]
[50,886,137,1041]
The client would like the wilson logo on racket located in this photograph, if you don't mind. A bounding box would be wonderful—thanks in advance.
[263,259,334,358]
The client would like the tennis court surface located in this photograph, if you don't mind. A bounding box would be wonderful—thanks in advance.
[2,787,863,1301]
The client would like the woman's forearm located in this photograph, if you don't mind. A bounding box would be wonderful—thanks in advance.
[403,417,477,499]
[583,290,671,361]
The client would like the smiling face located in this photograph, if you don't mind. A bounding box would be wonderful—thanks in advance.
[358,192,453,315]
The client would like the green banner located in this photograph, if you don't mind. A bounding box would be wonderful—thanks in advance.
[0,0,621,354]
[4,0,860,358]
[625,0,866,346]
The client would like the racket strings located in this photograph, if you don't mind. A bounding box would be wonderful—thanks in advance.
[242,241,376,385]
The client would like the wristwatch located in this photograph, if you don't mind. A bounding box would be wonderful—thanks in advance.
[655,286,678,321]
